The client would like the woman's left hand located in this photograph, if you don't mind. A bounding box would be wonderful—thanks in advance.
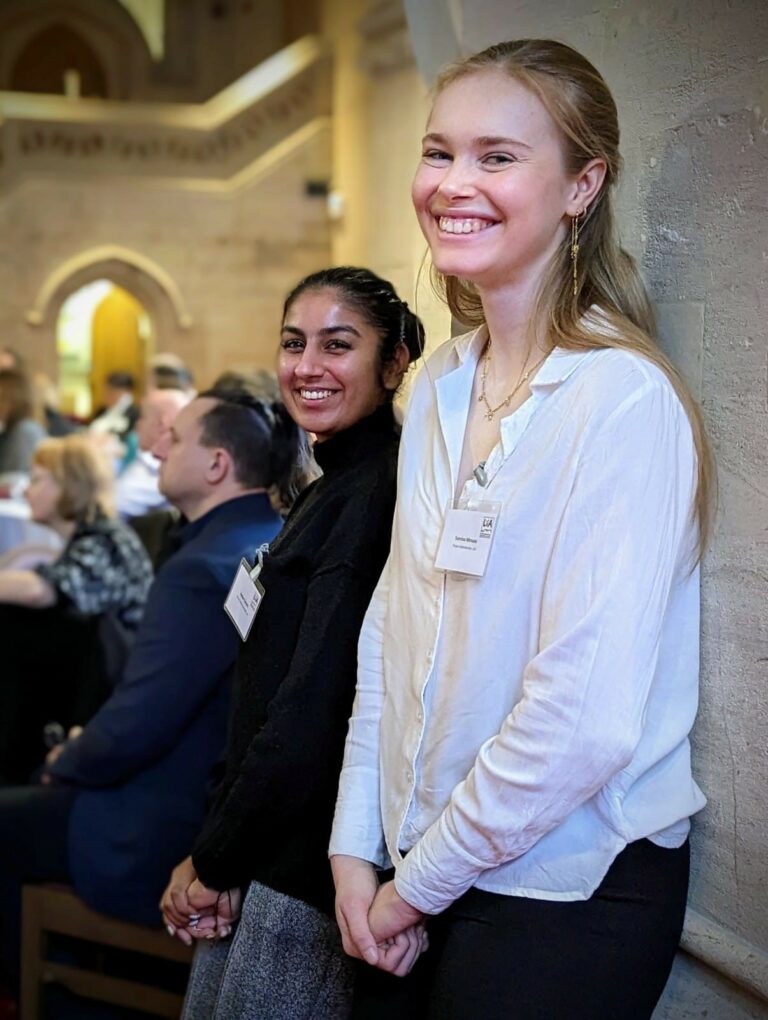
[375,924,429,977]
[184,880,241,941]
[368,880,424,945]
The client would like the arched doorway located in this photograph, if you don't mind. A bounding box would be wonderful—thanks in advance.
[25,246,194,403]
[9,23,108,97]
[57,280,152,419]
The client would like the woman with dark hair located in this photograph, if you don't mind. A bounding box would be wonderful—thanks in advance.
[0,369,46,474]
[160,267,424,1018]
[331,39,712,1020]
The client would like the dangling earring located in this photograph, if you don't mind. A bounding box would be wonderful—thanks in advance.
[571,209,582,298]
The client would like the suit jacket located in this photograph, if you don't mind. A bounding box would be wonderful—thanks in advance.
[49,492,282,924]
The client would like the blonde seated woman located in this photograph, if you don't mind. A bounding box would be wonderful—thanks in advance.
[0,435,152,784]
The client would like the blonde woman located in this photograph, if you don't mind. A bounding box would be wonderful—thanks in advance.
[331,40,713,1019]
[0,435,152,782]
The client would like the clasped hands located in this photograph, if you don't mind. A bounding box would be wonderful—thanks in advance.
[160,856,241,946]
[161,854,428,978]
[331,855,428,978]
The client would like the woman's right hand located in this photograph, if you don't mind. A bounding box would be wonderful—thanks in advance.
[332,855,428,977]
[331,854,381,964]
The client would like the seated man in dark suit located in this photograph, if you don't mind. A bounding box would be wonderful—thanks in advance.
[0,388,299,987]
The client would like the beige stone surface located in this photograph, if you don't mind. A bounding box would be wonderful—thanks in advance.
[0,126,332,387]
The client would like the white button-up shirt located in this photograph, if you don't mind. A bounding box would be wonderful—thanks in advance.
[330,327,706,915]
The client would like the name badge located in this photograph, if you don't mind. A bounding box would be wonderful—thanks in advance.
[224,547,267,641]
[434,500,500,578]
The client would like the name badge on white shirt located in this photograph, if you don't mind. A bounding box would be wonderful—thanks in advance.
[434,499,500,577]
[224,546,268,641]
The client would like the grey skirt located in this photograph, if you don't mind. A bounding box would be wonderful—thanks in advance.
[182,880,354,1020]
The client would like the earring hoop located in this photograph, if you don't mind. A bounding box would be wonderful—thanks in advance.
[571,209,583,298]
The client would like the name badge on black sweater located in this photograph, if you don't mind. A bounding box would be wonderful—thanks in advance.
[224,553,266,641]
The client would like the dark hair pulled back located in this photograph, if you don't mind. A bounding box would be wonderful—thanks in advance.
[197,387,307,511]
[282,266,425,395]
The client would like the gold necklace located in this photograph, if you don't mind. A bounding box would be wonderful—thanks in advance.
[478,340,547,421]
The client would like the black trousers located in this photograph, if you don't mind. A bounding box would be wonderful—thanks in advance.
[0,603,107,785]
[0,784,75,987]
[353,838,689,1020]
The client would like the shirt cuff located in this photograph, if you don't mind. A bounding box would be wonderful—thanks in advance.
[328,828,391,870]
[393,816,486,915]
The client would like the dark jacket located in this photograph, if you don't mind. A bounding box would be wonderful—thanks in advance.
[192,405,400,915]
[49,492,282,924]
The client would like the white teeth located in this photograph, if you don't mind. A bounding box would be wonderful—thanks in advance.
[300,389,334,400]
[438,216,493,234]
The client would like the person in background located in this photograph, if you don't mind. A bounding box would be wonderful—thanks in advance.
[0,348,25,373]
[115,387,192,519]
[0,388,298,997]
[0,369,46,474]
[330,39,712,1020]
[212,369,280,402]
[89,371,139,442]
[0,435,151,624]
[211,368,316,513]
[149,352,196,394]
[154,363,196,392]
[32,372,79,437]
[160,268,424,1020]
[0,435,153,783]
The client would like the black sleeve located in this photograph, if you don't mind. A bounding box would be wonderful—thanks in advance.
[191,557,382,890]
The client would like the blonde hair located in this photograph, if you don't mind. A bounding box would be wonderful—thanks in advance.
[33,435,115,523]
[431,39,713,553]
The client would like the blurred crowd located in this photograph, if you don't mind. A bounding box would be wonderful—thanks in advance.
[0,338,322,1012]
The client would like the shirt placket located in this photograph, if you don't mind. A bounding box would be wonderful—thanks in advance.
[394,567,444,857]
[394,392,546,857]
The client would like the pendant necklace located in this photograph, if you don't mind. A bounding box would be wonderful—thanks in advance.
[478,339,547,421]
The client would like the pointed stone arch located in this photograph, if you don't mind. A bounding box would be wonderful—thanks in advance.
[26,245,193,333]
[0,0,152,98]
[24,246,194,383]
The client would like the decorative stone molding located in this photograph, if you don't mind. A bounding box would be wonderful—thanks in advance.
[358,0,415,77]
[0,35,329,188]
[26,245,193,330]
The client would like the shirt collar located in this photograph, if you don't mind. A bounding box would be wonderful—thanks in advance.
[137,449,160,471]
[450,324,595,390]
[178,491,275,547]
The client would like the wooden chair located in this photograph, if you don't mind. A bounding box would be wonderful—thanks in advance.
[21,884,194,1020]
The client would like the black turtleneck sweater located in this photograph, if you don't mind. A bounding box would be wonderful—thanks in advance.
[192,404,400,914]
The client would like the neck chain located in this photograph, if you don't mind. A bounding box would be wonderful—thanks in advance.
[478,339,547,421]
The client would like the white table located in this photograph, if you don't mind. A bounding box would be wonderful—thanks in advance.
[0,500,63,558]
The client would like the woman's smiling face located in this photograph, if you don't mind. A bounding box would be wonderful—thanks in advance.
[278,288,389,442]
[412,69,577,292]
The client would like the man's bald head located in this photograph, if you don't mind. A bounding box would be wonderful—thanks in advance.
[136,387,192,452]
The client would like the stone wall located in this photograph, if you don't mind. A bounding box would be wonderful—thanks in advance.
[320,0,450,357]
[0,126,332,388]
[403,0,768,1015]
